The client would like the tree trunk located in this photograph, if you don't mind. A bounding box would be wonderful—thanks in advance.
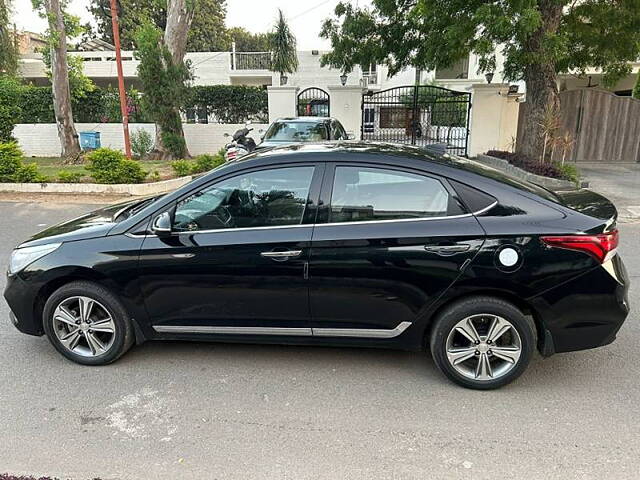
[151,0,194,160]
[46,0,82,162]
[516,0,562,160]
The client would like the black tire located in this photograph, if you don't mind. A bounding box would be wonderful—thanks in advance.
[429,296,535,390]
[42,281,135,365]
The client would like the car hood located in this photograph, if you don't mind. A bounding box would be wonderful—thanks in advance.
[19,199,143,248]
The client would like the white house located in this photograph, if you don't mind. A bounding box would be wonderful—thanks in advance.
[18,44,509,93]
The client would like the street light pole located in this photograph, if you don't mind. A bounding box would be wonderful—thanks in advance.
[109,0,132,158]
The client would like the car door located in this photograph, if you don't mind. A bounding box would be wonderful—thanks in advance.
[137,163,324,334]
[308,163,485,336]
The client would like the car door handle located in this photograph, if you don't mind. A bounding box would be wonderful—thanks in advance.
[260,250,303,260]
[424,244,471,255]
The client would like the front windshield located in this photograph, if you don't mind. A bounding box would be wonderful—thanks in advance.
[264,122,328,142]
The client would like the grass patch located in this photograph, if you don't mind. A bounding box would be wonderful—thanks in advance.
[27,156,176,183]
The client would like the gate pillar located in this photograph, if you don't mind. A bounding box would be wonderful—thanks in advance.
[468,83,523,157]
[267,86,299,123]
[327,85,366,139]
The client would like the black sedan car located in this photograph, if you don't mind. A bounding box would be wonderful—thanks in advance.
[4,143,629,389]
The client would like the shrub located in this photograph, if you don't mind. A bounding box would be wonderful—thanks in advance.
[486,150,564,179]
[13,163,47,183]
[193,153,224,173]
[57,170,84,183]
[171,159,193,177]
[130,128,153,158]
[0,141,23,180]
[0,141,46,183]
[0,76,23,141]
[171,152,225,177]
[556,162,579,184]
[86,147,147,184]
[148,169,161,182]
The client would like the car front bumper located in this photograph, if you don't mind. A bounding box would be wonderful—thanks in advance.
[530,254,630,355]
[4,272,43,336]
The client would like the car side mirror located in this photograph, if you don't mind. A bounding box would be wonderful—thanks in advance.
[151,212,172,236]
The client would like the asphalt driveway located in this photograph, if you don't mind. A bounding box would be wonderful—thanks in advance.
[0,198,638,479]
[579,162,640,220]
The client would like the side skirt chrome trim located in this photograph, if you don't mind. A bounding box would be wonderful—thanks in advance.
[312,321,412,339]
[153,326,313,336]
[152,322,413,339]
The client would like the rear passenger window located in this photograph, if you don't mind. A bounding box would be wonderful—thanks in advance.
[329,166,464,223]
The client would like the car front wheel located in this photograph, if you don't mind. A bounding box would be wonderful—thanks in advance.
[43,281,134,365]
[430,296,535,390]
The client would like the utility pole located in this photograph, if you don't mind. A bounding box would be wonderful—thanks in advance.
[110,0,132,158]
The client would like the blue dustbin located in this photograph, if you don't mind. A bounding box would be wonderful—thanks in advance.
[79,131,101,150]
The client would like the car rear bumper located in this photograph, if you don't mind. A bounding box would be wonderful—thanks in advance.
[3,273,43,336]
[529,254,630,355]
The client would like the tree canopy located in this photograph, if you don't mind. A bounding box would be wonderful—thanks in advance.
[271,9,298,79]
[321,0,640,85]
[227,27,273,52]
[88,0,228,51]
[320,0,640,158]
[0,0,18,75]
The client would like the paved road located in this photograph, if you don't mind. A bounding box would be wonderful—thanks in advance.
[0,199,638,480]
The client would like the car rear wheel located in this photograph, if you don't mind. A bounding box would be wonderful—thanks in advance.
[430,296,535,389]
[43,281,134,365]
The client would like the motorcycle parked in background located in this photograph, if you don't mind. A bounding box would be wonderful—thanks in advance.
[224,122,257,162]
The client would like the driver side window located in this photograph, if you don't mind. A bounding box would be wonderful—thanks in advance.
[173,166,315,232]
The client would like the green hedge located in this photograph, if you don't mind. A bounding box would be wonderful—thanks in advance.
[5,84,148,124]
[184,85,268,123]
[1,82,267,126]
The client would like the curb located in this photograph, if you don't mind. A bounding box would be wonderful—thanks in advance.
[474,154,577,190]
[0,175,193,196]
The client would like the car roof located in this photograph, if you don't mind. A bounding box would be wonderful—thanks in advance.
[236,141,562,203]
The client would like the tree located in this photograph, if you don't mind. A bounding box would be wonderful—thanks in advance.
[88,0,227,52]
[320,1,640,159]
[135,19,191,160]
[633,74,640,100]
[270,9,298,85]
[227,27,273,52]
[0,0,17,75]
[32,0,81,161]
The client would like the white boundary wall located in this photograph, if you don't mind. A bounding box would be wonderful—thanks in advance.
[13,123,268,157]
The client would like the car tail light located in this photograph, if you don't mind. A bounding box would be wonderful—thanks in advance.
[541,230,619,263]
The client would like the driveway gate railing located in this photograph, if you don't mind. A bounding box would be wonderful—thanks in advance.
[361,85,472,156]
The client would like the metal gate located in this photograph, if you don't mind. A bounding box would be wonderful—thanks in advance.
[297,87,330,117]
[361,85,471,156]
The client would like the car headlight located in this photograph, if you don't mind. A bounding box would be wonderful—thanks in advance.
[9,243,62,275]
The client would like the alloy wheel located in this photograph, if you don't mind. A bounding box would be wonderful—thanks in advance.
[445,314,522,381]
[52,296,116,357]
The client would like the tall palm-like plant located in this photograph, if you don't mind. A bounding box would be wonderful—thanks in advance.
[270,9,298,85]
